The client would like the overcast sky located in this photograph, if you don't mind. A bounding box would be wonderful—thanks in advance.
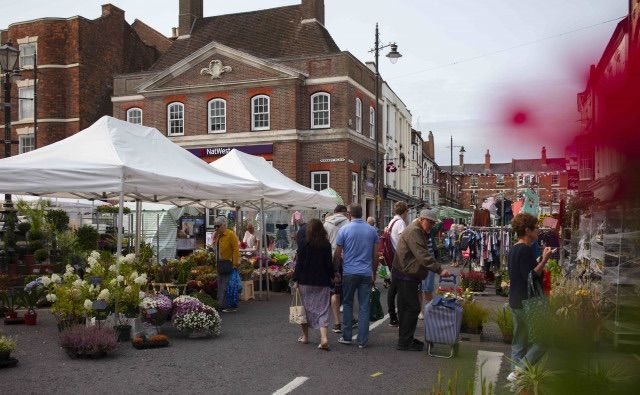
[1,0,627,164]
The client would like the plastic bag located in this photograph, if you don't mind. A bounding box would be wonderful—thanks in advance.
[369,287,384,322]
[377,265,390,280]
[225,269,242,309]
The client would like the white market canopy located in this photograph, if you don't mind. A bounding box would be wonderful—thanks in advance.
[207,149,335,210]
[0,116,259,204]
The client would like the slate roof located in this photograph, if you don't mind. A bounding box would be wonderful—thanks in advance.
[441,158,566,174]
[150,5,341,71]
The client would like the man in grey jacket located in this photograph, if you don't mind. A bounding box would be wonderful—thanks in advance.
[392,209,450,351]
[323,205,350,333]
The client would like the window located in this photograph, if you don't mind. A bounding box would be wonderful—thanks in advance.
[208,98,226,133]
[311,171,329,191]
[496,174,505,186]
[369,106,376,139]
[251,95,270,131]
[518,174,535,186]
[470,175,478,188]
[167,102,184,136]
[19,134,35,154]
[412,144,418,161]
[471,191,478,206]
[18,87,34,120]
[351,172,358,203]
[355,98,362,133]
[412,176,419,197]
[19,43,36,68]
[126,108,142,125]
[551,174,559,185]
[552,190,559,203]
[311,92,330,128]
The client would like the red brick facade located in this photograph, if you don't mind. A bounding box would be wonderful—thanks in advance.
[0,4,168,155]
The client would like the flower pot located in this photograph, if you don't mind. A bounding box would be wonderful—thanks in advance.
[4,311,17,320]
[240,280,255,301]
[114,325,132,342]
[0,351,10,360]
[24,311,37,326]
[461,323,483,334]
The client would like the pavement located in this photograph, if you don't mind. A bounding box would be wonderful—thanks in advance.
[0,270,515,395]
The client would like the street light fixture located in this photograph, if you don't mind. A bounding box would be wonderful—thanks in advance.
[370,23,402,228]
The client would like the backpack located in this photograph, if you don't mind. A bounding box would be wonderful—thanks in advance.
[379,218,401,266]
[459,230,475,251]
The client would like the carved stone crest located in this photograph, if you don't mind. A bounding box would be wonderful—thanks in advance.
[200,60,232,79]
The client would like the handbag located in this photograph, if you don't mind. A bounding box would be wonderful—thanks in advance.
[289,289,307,325]
[369,286,384,322]
[225,269,242,309]
[522,271,550,343]
[216,234,233,275]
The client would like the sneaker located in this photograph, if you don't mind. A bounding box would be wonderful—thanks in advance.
[337,337,352,345]
[507,368,522,383]
[396,343,423,351]
[418,312,424,320]
[352,319,358,328]
[412,338,424,346]
[340,305,343,313]
[332,323,342,333]
[358,344,367,349]
[389,317,399,327]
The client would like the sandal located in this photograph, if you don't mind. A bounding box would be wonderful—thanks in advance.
[297,336,309,344]
[317,343,330,351]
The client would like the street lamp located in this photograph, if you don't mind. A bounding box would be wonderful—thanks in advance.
[370,23,401,228]
[447,136,465,207]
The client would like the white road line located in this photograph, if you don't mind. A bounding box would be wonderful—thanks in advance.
[473,350,504,395]
[272,377,309,395]
[351,314,390,341]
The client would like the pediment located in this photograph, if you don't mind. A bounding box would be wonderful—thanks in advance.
[138,41,307,92]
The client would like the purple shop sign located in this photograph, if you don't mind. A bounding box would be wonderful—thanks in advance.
[188,144,273,158]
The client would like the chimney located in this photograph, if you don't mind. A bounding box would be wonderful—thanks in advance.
[179,0,203,37]
[365,61,376,73]
[171,27,179,39]
[541,146,548,167]
[459,150,464,170]
[428,131,435,159]
[301,0,325,25]
[102,4,125,18]
[484,149,491,172]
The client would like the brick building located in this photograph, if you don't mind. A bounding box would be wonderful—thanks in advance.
[0,4,169,155]
[438,170,462,209]
[112,0,385,220]
[444,147,568,215]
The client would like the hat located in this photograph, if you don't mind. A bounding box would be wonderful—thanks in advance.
[334,205,348,213]
[418,208,439,222]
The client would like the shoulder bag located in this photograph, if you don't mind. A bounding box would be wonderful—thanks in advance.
[522,270,551,344]
[289,289,307,325]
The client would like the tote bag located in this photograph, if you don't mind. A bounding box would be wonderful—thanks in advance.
[289,289,307,325]
[522,271,550,343]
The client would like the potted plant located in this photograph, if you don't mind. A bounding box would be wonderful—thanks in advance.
[511,357,555,395]
[40,267,91,331]
[75,225,99,253]
[492,304,514,343]
[238,260,255,301]
[0,335,17,367]
[140,294,173,331]
[58,325,118,359]
[460,270,486,292]
[461,300,488,334]
[172,295,222,338]
[132,333,170,349]
[19,279,46,325]
[1,289,23,323]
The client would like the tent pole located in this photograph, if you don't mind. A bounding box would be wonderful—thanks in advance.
[156,213,160,265]
[116,190,124,258]
[261,198,269,301]
[135,200,142,257]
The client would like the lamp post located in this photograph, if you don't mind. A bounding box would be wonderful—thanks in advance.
[1,42,20,210]
[370,23,401,228]
[447,136,465,208]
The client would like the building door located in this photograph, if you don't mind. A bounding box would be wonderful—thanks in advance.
[366,199,375,221]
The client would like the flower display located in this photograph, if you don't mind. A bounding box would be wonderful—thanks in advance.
[140,294,173,312]
[172,296,221,336]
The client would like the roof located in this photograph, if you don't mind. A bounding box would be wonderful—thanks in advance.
[150,5,340,71]
[132,19,172,53]
[440,162,512,174]
[513,158,566,172]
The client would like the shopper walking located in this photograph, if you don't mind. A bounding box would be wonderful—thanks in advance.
[292,219,334,351]
[213,216,241,313]
[507,213,552,382]
[323,205,350,333]
[385,201,408,327]
[333,204,379,348]
[393,209,450,351]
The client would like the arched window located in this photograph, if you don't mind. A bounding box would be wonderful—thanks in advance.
[311,92,330,129]
[355,98,362,133]
[126,108,143,125]
[167,102,184,136]
[208,98,226,133]
[251,95,270,131]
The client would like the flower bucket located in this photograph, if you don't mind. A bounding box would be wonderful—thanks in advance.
[114,325,132,342]
[4,311,17,320]
[24,311,37,326]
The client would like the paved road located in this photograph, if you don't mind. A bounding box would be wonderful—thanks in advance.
[0,283,511,395]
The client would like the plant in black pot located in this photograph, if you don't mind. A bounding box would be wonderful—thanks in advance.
[0,335,17,367]
[461,299,488,335]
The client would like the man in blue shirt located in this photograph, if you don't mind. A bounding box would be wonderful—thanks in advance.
[333,204,379,348]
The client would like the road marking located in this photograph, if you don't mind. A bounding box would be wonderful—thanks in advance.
[473,350,503,395]
[272,377,309,395]
[371,372,383,378]
[351,314,390,341]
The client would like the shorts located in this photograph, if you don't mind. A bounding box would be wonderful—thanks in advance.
[421,271,436,292]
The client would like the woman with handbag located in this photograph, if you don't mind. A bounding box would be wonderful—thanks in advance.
[213,216,240,313]
[292,218,335,351]
[506,213,552,382]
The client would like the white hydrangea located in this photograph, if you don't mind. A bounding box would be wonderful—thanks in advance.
[51,274,62,284]
[65,264,74,274]
[134,274,147,285]
[139,291,146,300]
[108,264,117,272]
[125,253,136,263]
[46,293,57,303]
[130,271,139,280]
[40,276,52,287]
[85,266,92,274]
[89,250,100,260]
[97,289,110,301]
[84,299,93,310]
[109,279,117,286]
[124,285,132,293]
[116,275,124,283]
[72,279,84,287]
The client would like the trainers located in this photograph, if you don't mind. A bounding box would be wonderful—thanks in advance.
[397,343,423,351]
[352,319,358,328]
[418,312,424,320]
[389,317,399,327]
[507,368,522,383]
[337,337,352,345]
[412,338,424,346]
[340,305,343,313]
[332,323,342,333]
[358,344,367,349]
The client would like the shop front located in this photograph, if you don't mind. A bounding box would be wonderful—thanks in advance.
[187,144,273,163]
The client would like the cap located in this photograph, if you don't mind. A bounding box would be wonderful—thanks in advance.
[418,208,439,222]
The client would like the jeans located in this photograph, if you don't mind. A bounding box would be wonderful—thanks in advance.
[387,279,398,319]
[342,274,372,346]
[511,307,545,369]
[217,273,230,309]
[396,279,421,347]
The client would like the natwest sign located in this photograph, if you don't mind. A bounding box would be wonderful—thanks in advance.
[188,144,273,159]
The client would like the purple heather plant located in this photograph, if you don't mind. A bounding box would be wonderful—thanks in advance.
[58,325,118,356]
